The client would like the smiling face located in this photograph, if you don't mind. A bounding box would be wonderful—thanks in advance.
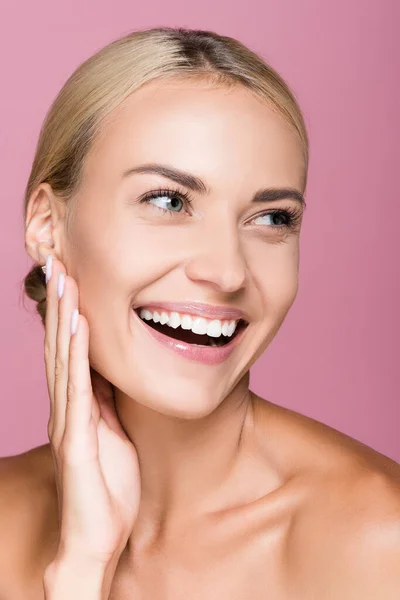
[61,77,306,418]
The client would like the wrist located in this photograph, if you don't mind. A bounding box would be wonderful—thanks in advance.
[43,556,114,600]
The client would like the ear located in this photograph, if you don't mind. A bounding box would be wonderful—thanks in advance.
[25,183,66,266]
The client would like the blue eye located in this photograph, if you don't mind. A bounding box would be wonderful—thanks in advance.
[138,187,302,233]
[252,211,288,227]
[139,188,192,214]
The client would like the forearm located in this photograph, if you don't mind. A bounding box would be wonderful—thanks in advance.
[43,556,118,600]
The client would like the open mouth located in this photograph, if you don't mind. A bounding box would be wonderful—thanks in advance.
[134,308,248,347]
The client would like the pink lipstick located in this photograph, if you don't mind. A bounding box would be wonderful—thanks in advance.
[132,308,247,365]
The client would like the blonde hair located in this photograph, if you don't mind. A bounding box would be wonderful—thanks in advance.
[23,26,309,325]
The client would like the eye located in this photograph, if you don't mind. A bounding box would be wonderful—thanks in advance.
[253,211,286,227]
[137,189,302,233]
[250,208,301,231]
[139,188,192,214]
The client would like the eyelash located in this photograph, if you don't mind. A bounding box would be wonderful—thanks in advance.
[138,186,302,232]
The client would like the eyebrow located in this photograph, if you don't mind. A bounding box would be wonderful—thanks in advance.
[122,163,306,208]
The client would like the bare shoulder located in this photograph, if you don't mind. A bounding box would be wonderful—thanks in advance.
[252,395,400,598]
[251,393,400,480]
[0,444,58,599]
[290,462,400,598]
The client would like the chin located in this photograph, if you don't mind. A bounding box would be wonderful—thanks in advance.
[116,367,235,420]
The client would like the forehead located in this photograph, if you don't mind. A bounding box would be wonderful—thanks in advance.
[89,77,305,191]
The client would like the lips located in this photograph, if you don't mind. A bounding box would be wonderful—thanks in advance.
[134,308,247,347]
[132,307,248,365]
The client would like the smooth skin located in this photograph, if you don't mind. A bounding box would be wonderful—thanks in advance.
[0,78,399,599]
[41,256,141,598]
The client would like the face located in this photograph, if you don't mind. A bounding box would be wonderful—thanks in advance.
[55,77,305,418]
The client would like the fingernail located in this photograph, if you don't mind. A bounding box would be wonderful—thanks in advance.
[45,255,53,283]
[57,272,65,299]
[71,309,79,335]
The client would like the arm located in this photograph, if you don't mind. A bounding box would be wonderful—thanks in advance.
[334,474,400,599]
[43,554,119,600]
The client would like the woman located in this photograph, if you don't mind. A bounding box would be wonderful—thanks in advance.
[0,27,399,599]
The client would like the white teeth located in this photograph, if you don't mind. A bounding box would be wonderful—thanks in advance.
[207,319,222,338]
[180,314,193,330]
[140,309,153,320]
[160,311,169,325]
[227,321,236,336]
[168,312,180,329]
[191,317,208,335]
[137,308,241,338]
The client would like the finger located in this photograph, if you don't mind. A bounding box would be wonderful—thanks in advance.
[64,312,97,459]
[44,257,65,436]
[53,273,79,444]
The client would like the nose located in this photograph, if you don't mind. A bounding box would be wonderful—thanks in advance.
[184,222,249,294]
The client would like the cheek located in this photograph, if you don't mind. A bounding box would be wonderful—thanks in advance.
[248,240,299,314]
[69,217,187,315]
[99,222,198,288]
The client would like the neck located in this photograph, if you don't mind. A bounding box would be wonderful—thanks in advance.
[113,373,255,551]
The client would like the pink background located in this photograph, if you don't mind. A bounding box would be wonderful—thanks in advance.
[0,1,399,462]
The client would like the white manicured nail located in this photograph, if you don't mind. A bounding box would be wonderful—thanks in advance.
[57,272,65,299]
[71,309,79,335]
[45,255,53,283]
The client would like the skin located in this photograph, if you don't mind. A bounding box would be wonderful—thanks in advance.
[0,78,399,599]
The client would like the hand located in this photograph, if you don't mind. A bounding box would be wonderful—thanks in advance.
[43,256,141,568]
